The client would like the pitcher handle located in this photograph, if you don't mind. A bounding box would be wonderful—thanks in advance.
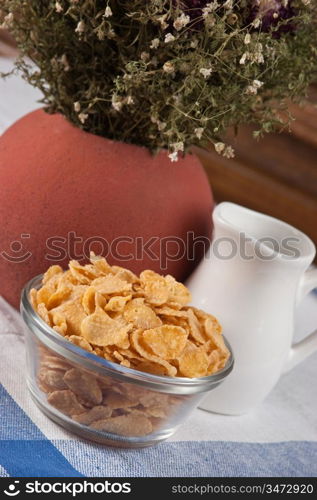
[284,268,317,373]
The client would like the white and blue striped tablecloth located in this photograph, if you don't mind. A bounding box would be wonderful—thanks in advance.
[1,57,317,478]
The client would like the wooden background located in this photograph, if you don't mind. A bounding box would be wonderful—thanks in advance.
[1,29,316,247]
[194,90,317,249]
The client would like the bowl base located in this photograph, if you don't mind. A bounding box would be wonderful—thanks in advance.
[28,386,175,449]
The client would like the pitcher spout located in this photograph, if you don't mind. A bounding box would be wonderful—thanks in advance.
[212,202,315,267]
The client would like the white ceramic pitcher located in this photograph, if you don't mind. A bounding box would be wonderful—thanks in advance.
[186,202,317,415]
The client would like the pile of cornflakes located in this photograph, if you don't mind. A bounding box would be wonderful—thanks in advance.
[30,254,229,379]
[30,255,230,438]
[30,254,229,377]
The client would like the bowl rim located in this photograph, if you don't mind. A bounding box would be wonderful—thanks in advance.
[21,274,234,394]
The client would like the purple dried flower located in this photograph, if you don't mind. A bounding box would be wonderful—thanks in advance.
[250,0,296,35]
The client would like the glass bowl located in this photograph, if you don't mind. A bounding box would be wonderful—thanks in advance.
[21,275,234,448]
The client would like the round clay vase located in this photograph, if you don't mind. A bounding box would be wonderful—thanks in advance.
[0,109,213,308]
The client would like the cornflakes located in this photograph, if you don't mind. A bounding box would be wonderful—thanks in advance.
[63,368,103,405]
[131,330,177,377]
[81,306,131,347]
[38,368,67,392]
[91,275,132,295]
[47,389,85,416]
[30,254,229,382]
[91,414,153,437]
[105,295,131,313]
[82,286,97,315]
[123,299,162,329]
[72,405,112,425]
[51,298,86,337]
[178,343,210,378]
[67,335,93,352]
[142,325,187,359]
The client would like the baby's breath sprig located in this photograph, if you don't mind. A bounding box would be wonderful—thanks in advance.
[1,0,316,160]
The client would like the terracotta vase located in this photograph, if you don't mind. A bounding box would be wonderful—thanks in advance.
[0,109,214,308]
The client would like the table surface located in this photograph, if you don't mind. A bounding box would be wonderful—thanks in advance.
[0,56,317,477]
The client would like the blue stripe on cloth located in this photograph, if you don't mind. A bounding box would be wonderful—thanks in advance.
[1,384,316,477]
[0,384,83,477]
[55,440,317,478]
[0,441,84,478]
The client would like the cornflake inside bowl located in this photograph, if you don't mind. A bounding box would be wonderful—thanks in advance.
[21,254,233,447]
